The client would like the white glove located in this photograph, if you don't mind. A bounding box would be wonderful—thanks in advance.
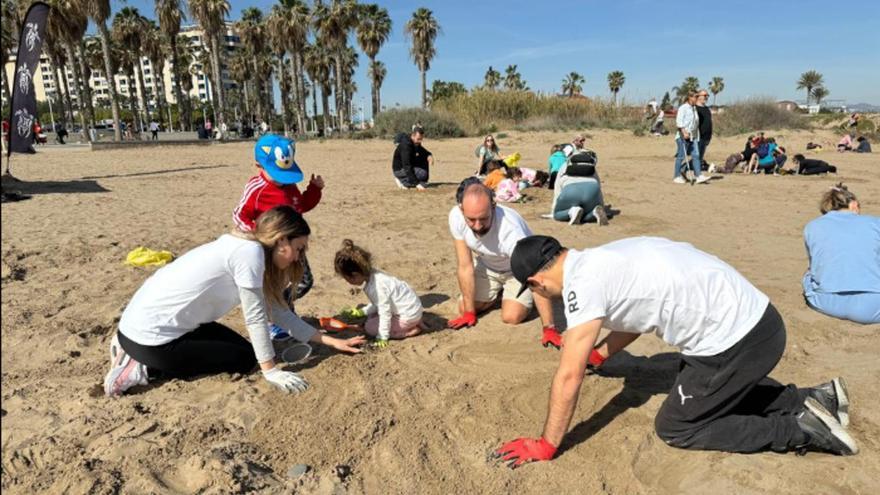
[262,367,309,393]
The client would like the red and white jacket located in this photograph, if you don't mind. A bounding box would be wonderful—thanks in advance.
[233,173,322,232]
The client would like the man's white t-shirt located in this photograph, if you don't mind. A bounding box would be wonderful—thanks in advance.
[149,122,159,132]
[120,234,265,346]
[449,205,532,273]
[562,237,769,356]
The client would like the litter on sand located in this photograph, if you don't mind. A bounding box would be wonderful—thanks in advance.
[124,247,174,267]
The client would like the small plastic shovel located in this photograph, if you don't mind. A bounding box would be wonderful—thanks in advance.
[319,317,361,333]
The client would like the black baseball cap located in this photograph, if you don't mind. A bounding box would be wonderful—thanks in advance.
[511,235,564,296]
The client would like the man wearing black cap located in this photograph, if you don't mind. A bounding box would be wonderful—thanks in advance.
[495,235,857,468]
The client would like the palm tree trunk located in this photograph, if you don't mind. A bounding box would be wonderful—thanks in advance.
[155,64,169,130]
[420,67,427,109]
[168,36,186,132]
[296,52,308,134]
[135,56,151,125]
[276,56,289,135]
[63,44,90,142]
[287,54,302,134]
[251,59,262,124]
[50,55,74,124]
[97,22,122,141]
[76,42,97,131]
[334,55,345,130]
[368,55,377,119]
[311,80,318,133]
[320,83,330,136]
[209,34,226,130]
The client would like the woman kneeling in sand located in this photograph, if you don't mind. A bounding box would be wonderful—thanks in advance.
[103,206,365,397]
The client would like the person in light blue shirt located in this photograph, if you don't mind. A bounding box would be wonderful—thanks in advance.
[547,144,567,189]
[803,184,880,325]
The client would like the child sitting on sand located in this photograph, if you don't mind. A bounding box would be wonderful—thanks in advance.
[233,134,325,338]
[547,145,566,189]
[482,160,509,190]
[511,167,549,188]
[334,240,424,347]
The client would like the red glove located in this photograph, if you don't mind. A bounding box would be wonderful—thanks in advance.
[541,325,563,349]
[448,311,477,329]
[587,348,606,370]
[495,437,557,469]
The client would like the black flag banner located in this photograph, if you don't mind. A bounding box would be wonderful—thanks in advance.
[7,2,50,156]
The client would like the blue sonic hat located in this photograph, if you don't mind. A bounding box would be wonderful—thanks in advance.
[255,134,303,184]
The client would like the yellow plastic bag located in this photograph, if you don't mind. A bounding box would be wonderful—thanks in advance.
[125,247,174,267]
[503,152,521,168]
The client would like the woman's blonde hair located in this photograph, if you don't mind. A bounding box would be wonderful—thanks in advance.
[820,183,858,214]
[334,239,373,278]
[236,205,311,306]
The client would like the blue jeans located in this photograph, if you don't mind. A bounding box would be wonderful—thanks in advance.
[553,181,603,223]
[674,138,702,178]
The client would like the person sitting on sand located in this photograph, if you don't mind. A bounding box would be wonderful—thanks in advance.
[494,235,858,468]
[446,178,559,345]
[548,150,608,226]
[233,134,324,322]
[392,125,432,190]
[495,169,524,203]
[837,134,854,152]
[802,184,880,325]
[482,160,509,190]
[334,240,425,347]
[854,136,871,153]
[476,134,504,176]
[103,206,366,397]
[786,154,838,175]
[511,167,549,189]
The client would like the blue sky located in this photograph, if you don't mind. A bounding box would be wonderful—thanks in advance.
[117,0,880,115]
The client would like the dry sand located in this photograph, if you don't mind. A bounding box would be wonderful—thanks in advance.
[2,129,878,494]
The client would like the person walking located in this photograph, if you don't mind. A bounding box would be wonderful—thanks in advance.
[495,235,857,467]
[149,120,160,141]
[695,89,713,167]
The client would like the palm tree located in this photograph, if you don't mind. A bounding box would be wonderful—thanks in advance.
[607,70,625,105]
[113,7,151,127]
[483,66,500,91]
[235,7,266,124]
[368,59,386,118]
[83,0,122,140]
[303,42,332,135]
[561,72,584,97]
[314,0,358,129]
[1,0,19,100]
[404,7,440,109]
[672,76,700,104]
[503,65,527,91]
[144,21,170,129]
[45,39,75,124]
[156,0,187,130]
[228,49,250,119]
[50,0,96,140]
[708,76,724,106]
[811,86,830,107]
[339,44,358,121]
[796,70,824,105]
[268,0,311,134]
[356,3,392,119]
[174,34,196,129]
[189,0,231,132]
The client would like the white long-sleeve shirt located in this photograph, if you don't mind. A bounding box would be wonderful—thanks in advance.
[675,102,700,141]
[361,271,423,340]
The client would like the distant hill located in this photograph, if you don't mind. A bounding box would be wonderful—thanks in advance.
[847,103,880,112]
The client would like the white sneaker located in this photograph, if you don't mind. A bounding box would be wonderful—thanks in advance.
[540,213,554,219]
[568,206,584,225]
[673,176,687,184]
[707,163,717,174]
[393,177,405,189]
[592,205,609,226]
[104,335,148,397]
[695,175,711,184]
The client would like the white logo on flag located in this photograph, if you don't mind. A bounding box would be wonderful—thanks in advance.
[17,65,32,95]
[15,108,34,138]
[25,22,41,52]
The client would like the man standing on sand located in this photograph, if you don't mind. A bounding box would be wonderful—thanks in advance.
[495,235,857,467]
[674,92,709,184]
[446,179,560,348]
[149,120,160,141]
[392,125,433,190]
[695,89,713,168]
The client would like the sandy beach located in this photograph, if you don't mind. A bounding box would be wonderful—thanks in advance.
[2,129,878,494]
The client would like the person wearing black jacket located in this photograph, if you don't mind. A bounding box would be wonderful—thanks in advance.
[392,126,432,190]
[791,155,838,175]
[696,90,713,167]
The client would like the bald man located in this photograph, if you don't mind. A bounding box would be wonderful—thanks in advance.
[446,179,558,347]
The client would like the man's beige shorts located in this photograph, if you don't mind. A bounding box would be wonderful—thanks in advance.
[473,260,534,308]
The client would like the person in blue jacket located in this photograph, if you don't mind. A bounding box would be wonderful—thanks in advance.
[803,184,880,325]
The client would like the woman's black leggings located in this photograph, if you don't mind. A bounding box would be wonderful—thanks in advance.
[118,322,257,379]
[798,159,837,175]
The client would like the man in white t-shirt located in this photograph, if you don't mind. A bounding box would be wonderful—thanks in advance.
[495,235,857,467]
[446,179,559,347]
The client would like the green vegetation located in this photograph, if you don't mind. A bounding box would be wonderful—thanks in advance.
[714,98,809,136]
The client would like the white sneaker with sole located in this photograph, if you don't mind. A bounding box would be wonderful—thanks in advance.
[568,206,584,225]
[673,176,687,184]
[695,175,711,184]
[592,205,609,226]
[104,335,148,397]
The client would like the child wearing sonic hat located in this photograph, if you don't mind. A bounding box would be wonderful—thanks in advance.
[233,135,324,327]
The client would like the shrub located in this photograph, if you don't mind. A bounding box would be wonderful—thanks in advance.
[714,98,809,135]
[372,107,465,138]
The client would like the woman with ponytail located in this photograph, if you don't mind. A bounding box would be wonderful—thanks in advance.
[104,206,365,396]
